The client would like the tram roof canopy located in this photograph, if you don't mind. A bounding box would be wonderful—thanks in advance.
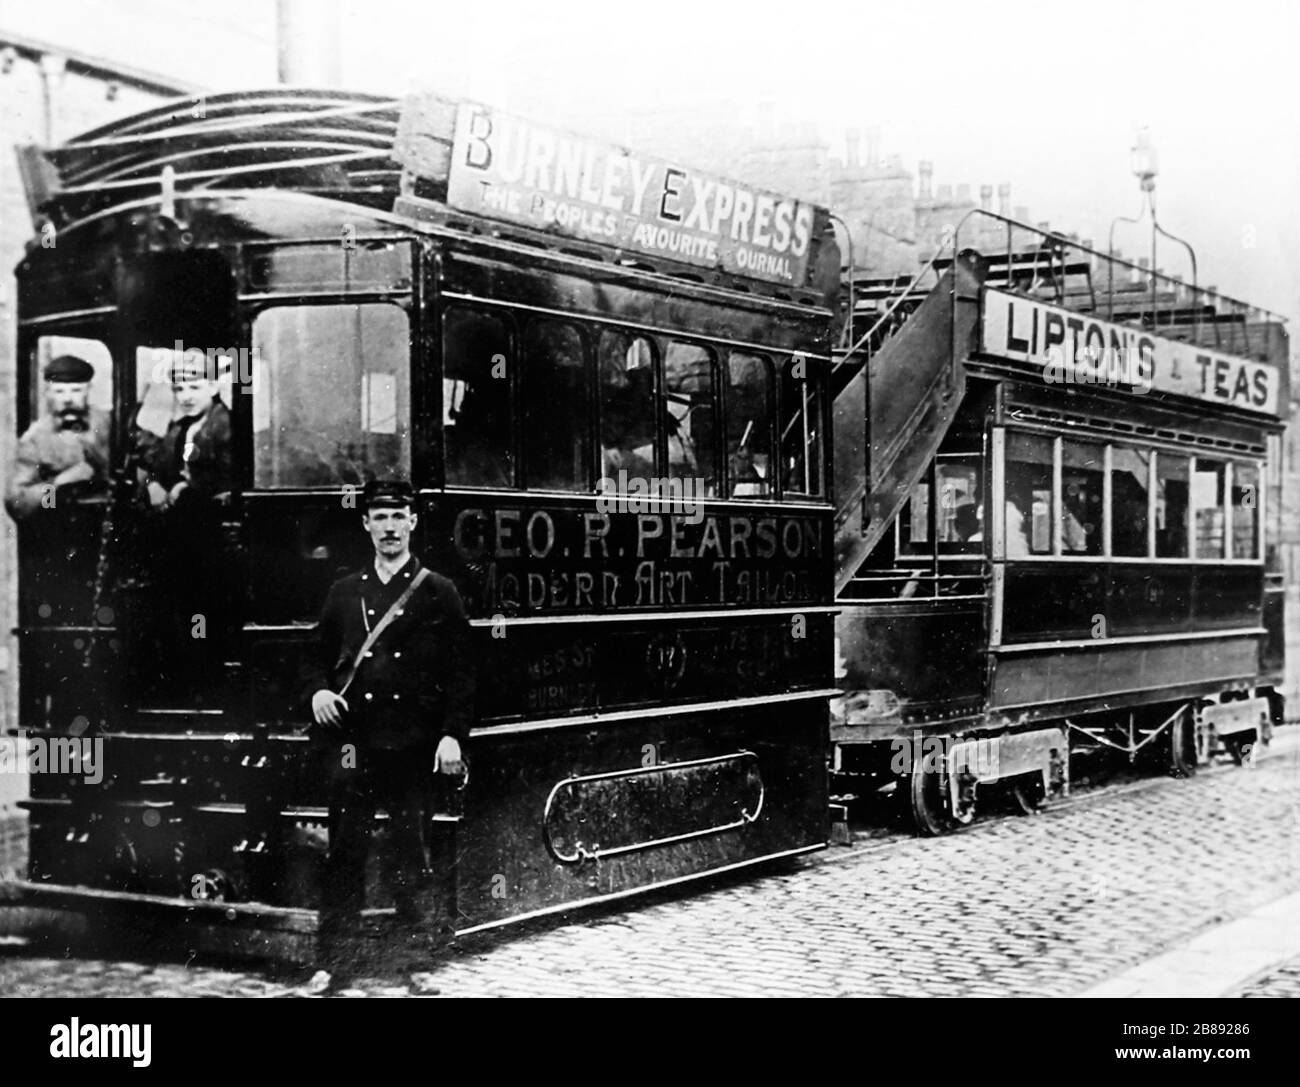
[15,87,840,303]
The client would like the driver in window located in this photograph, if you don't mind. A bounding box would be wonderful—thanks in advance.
[142,349,232,511]
[4,354,110,521]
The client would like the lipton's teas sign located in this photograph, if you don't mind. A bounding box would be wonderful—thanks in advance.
[445,102,817,286]
[982,289,1284,416]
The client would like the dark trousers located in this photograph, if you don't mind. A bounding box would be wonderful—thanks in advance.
[318,744,429,965]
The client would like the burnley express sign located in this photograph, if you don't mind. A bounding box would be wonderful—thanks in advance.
[444,102,819,287]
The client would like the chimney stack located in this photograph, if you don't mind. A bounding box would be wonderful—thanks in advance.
[979,184,993,211]
[863,126,881,167]
[918,160,933,200]
[997,183,1011,216]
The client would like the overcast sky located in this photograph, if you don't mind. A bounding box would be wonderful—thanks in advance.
[6,0,1297,323]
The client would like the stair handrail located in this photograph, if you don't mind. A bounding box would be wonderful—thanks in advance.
[835,240,956,371]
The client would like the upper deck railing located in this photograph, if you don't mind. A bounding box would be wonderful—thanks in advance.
[842,210,1286,366]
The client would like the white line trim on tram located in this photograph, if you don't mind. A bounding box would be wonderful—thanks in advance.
[19,306,118,326]
[993,626,1265,654]
[469,687,842,738]
[467,606,841,628]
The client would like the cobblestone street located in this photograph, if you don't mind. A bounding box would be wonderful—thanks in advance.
[2,730,1298,998]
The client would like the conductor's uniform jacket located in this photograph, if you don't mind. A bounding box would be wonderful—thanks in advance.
[303,556,475,751]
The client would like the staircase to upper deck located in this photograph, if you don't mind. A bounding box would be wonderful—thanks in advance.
[830,213,1290,597]
[831,250,986,595]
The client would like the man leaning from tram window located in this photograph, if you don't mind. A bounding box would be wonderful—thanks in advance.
[4,354,110,521]
[140,348,232,513]
[302,479,475,990]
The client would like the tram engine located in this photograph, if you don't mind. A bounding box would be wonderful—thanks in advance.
[2,90,842,951]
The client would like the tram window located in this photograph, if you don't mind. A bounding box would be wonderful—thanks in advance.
[726,352,774,497]
[900,480,931,550]
[1155,454,1189,558]
[252,304,410,488]
[521,320,589,492]
[1061,441,1103,556]
[1110,446,1151,557]
[936,457,982,547]
[1003,433,1052,557]
[33,336,112,418]
[1192,459,1227,559]
[442,307,514,488]
[598,332,657,480]
[780,361,824,497]
[1232,463,1260,559]
[663,341,718,495]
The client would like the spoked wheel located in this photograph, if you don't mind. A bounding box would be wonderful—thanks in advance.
[1001,773,1047,815]
[903,767,971,836]
[1168,708,1198,778]
[1223,729,1258,767]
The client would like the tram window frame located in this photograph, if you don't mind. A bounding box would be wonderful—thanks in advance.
[1191,457,1228,560]
[661,339,721,499]
[996,429,1264,566]
[520,318,592,493]
[1060,439,1104,557]
[724,350,776,499]
[1231,461,1261,561]
[1002,432,1054,558]
[597,329,659,484]
[441,304,517,490]
[779,354,826,500]
[250,301,413,489]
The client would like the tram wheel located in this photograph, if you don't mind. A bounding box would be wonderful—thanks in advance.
[1224,730,1258,767]
[904,769,963,837]
[1002,774,1046,815]
[1168,709,1198,778]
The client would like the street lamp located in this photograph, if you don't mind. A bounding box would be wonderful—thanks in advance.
[1107,128,1198,334]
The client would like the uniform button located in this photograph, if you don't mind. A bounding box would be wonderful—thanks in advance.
[368,609,375,616]
[365,651,373,658]
[364,693,374,702]
[394,652,402,659]
[396,609,404,616]
[393,694,401,701]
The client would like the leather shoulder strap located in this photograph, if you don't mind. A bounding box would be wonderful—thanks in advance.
[337,567,433,698]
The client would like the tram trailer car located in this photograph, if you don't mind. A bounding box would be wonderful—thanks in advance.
[1,90,843,955]
[829,224,1290,834]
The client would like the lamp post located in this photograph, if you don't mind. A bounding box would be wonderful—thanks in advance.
[1107,128,1199,334]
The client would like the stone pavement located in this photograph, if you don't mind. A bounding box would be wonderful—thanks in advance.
[1,730,1297,997]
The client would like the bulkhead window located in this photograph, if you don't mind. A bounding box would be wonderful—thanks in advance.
[252,303,411,488]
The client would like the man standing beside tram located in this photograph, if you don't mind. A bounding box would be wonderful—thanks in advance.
[302,479,475,992]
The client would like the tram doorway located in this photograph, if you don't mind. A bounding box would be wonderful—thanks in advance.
[114,251,241,712]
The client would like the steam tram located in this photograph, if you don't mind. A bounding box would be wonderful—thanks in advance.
[2,90,840,950]
[831,220,1290,833]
